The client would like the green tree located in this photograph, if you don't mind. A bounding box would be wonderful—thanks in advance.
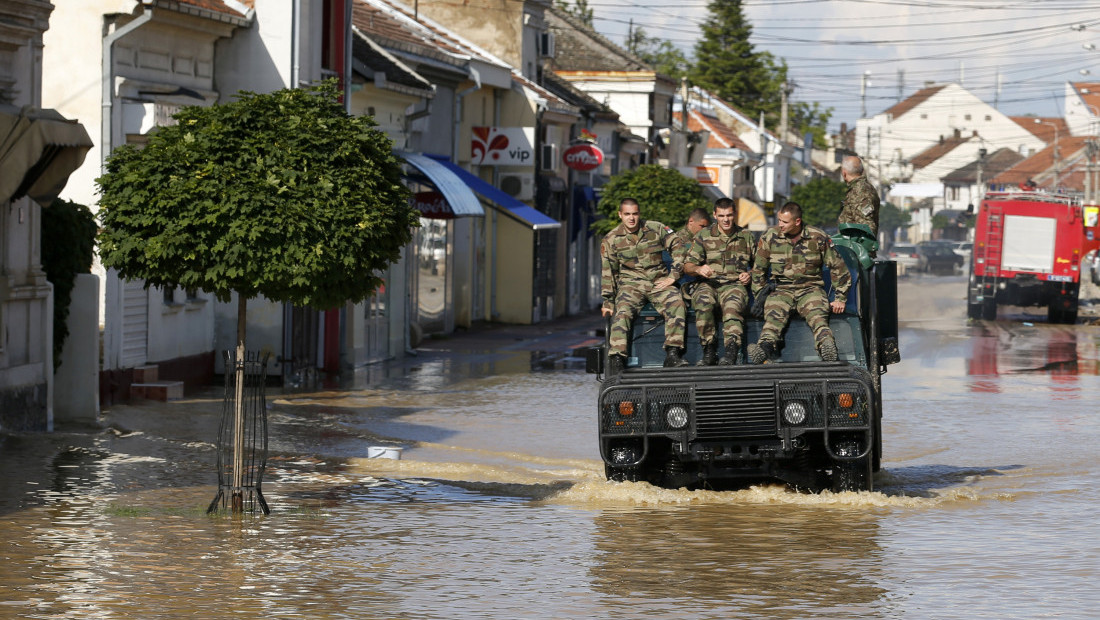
[41,199,97,371]
[626,27,691,81]
[555,0,593,26]
[97,80,416,346]
[789,176,847,228]
[880,201,911,239]
[594,164,710,235]
[689,0,781,125]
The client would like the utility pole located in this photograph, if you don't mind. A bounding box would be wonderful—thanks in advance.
[860,71,870,118]
[780,81,789,141]
[896,68,904,103]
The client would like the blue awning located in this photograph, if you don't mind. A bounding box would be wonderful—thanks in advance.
[397,151,485,218]
[423,154,560,230]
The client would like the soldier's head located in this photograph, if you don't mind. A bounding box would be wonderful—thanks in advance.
[713,198,737,234]
[618,198,641,232]
[776,202,804,238]
[841,155,865,182]
[687,208,710,234]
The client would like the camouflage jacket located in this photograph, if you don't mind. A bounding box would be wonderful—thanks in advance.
[669,226,701,285]
[685,224,755,286]
[600,219,681,310]
[838,174,881,235]
[750,225,851,298]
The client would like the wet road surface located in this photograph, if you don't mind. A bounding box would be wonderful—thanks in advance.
[1,273,1099,618]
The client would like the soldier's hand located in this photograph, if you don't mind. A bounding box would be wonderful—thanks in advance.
[829,300,846,313]
[655,277,675,290]
[698,264,715,278]
[602,307,613,317]
[738,271,750,284]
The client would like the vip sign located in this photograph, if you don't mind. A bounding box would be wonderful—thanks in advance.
[471,127,535,165]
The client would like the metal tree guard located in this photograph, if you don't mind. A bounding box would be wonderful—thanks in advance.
[207,350,271,515]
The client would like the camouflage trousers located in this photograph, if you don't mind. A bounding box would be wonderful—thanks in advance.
[689,282,748,346]
[609,280,686,356]
[758,285,835,350]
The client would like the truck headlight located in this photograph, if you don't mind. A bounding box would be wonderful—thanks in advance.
[666,404,689,429]
[783,401,808,425]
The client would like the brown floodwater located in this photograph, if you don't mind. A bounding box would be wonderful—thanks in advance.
[1,274,1099,618]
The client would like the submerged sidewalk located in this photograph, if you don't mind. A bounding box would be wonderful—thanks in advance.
[412,310,606,370]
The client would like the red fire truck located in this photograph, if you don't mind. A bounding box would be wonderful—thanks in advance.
[967,192,1100,323]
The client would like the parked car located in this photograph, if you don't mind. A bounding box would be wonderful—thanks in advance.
[952,241,973,262]
[916,242,963,274]
[888,243,920,271]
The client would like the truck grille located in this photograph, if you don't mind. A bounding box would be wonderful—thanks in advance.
[694,384,776,439]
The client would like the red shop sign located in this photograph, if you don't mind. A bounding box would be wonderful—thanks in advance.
[412,191,454,219]
[562,143,604,171]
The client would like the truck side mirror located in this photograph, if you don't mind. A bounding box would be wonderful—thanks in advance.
[585,346,605,374]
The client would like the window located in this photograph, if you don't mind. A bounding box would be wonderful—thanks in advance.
[185,287,200,302]
[163,286,175,305]
[965,114,972,121]
[920,113,928,119]
[985,115,992,121]
[949,187,959,200]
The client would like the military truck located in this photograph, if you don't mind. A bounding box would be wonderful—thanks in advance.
[587,230,900,492]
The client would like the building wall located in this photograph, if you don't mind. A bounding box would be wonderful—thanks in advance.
[493,218,535,323]
[413,0,524,70]
[857,84,1044,184]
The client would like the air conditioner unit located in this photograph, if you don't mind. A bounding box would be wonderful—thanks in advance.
[539,32,556,58]
[500,174,534,200]
[540,144,558,171]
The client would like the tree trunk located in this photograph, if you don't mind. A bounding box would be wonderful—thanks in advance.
[231,294,246,514]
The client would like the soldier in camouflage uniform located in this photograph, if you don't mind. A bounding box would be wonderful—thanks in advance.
[747,202,851,364]
[838,155,881,236]
[684,198,755,365]
[668,208,713,365]
[601,198,689,372]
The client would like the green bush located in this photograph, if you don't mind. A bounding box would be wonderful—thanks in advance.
[593,164,710,235]
[41,199,97,371]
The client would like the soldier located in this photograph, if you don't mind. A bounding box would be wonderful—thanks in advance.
[747,201,851,364]
[838,155,881,236]
[601,198,689,373]
[668,208,714,365]
[684,198,755,365]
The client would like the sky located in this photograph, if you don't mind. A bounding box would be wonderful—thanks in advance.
[587,0,1100,132]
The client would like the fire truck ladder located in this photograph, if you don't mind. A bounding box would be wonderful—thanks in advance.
[971,204,1004,319]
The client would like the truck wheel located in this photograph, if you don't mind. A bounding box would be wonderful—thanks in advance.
[966,284,983,320]
[831,440,872,492]
[981,296,997,321]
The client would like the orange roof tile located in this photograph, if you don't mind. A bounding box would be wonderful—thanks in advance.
[1011,116,1068,144]
[909,132,973,169]
[1072,82,1100,116]
[675,110,753,152]
[989,135,1090,187]
[882,85,946,120]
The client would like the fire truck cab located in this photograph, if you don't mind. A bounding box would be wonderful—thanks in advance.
[968,192,1100,323]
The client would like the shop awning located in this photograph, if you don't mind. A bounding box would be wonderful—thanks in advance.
[0,105,92,206]
[398,151,485,218]
[424,155,560,230]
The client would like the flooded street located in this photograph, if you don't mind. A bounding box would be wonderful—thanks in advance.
[2,274,1100,618]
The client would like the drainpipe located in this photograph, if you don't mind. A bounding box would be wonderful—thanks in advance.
[291,0,300,87]
[101,9,154,173]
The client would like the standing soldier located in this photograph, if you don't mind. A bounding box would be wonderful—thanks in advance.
[838,155,881,236]
[668,208,714,365]
[747,202,851,364]
[684,198,755,365]
[601,198,689,373]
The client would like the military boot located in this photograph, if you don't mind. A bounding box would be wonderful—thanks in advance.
[747,340,775,365]
[818,339,838,362]
[718,338,740,366]
[607,354,626,375]
[664,346,689,368]
[698,340,719,366]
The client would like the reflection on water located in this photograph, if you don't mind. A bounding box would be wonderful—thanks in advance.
[5,307,1100,617]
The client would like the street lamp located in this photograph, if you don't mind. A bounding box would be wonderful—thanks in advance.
[1035,118,1060,188]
